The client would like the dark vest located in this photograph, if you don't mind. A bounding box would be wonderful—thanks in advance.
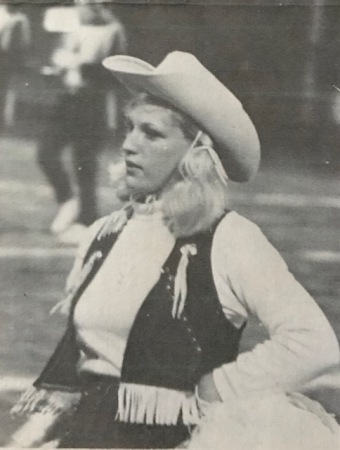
[34,213,245,396]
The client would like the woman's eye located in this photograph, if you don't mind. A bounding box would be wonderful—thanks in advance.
[143,126,163,140]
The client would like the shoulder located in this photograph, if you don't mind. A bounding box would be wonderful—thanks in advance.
[213,211,286,270]
[76,215,110,258]
[87,215,109,240]
[214,211,266,246]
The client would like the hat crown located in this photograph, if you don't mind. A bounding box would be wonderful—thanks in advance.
[156,51,202,75]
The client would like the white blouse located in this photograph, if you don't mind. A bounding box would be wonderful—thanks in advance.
[68,209,339,403]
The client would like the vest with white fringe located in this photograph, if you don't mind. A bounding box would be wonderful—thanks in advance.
[13,211,245,426]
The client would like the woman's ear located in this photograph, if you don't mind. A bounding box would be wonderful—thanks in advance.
[198,132,214,148]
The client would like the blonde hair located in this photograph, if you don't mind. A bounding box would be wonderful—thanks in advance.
[119,93,230,237]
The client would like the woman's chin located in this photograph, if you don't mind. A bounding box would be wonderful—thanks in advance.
[117,182,149,201]
[116,185,131,202]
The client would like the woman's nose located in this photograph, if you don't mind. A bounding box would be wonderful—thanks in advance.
[122,130,141,154]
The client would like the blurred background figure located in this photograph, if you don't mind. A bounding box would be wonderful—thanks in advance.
[37,0,127,244]
[0,3,31,129]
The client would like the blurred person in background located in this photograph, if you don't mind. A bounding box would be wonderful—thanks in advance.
[7,51,340,449]
[37,0,127,244]
[0,3,31,129]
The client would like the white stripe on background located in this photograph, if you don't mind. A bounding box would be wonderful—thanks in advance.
[242,193,340,209]
[298,250,340,263]
[0,376,35,393]
[0,181,51,197]
[0,247,75,258]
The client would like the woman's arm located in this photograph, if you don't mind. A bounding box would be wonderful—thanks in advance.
[205,212,340,404]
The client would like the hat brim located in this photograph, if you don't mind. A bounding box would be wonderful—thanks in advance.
[103,54,260,182]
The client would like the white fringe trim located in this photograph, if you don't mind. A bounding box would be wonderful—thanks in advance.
[116,383,200,426]
[11,386,81,417]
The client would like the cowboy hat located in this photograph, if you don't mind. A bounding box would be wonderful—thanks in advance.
[103,51,260,182]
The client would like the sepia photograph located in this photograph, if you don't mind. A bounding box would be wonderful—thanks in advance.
[0,0,339,448]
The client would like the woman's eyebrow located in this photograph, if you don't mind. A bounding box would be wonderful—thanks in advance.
[141,123,165,136]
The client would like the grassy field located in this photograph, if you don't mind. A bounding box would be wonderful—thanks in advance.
[0,131,339,443]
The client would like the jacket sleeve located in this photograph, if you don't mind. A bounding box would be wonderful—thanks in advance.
[211,212,340,402]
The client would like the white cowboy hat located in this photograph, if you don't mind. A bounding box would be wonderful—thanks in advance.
[103,51,260,182]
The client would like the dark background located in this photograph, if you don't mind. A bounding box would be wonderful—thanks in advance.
[8,1,340,169]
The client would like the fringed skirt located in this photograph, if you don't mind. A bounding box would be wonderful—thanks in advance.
[57,373,190,448]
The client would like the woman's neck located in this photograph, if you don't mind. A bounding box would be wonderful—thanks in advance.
[131,195,162,216]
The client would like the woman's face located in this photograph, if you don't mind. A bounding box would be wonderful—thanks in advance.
[122,103,192,196]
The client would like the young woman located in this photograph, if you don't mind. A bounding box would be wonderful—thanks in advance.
[9,52,339,448]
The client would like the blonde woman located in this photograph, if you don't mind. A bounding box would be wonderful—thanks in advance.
[9,52,339,448]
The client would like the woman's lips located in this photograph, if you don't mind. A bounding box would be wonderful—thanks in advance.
[125,160,142,173]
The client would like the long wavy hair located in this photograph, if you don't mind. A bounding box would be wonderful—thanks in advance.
[117,93,230,238]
